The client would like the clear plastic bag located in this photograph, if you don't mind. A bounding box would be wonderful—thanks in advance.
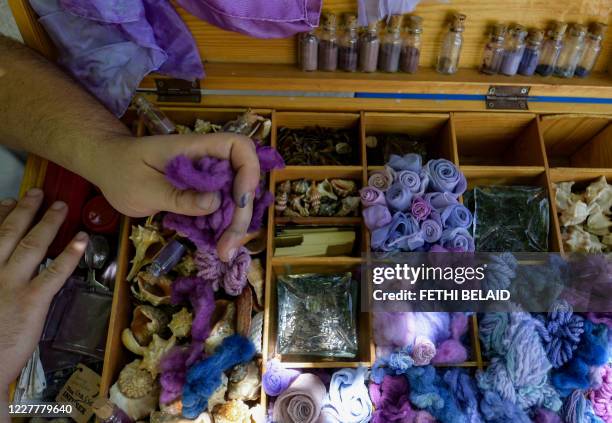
[472,186,549,252]
[277,273,358,358]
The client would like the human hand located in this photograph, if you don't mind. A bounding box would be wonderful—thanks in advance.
[93,133,260,262]
[0,189,88,403]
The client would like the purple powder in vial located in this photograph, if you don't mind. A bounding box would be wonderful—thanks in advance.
[400,45,420,73]
[379,43,402,72]
[339,45,358,72]
[518,47,540,76]
[319,40,338,71]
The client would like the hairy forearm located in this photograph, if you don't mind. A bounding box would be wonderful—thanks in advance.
[0,35,131,182]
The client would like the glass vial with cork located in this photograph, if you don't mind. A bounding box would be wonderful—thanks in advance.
[480,24,507,75]
[360,21,380,73]
[338,13,359,72]
[298,29,319,71]
[400,15,423,74]
[133,95,176,135]
[318,11,339,71]
[554,23,587,78]
[575,22,607,78]
[500,24,527,76]
[379,14,403,73]
[92,398,133,423]
[436,13,466,75]
[518,29,544,76]
[536,21,567,76]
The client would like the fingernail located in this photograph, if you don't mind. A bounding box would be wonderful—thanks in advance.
[238,192,252,208]
[26,188,43,197]
[50,201,67,210]
[197,192,220,210]
[74,231,88,241]
[0,198,16,206]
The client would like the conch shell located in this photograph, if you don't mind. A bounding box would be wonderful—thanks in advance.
[586,176,612,211]
[168,308,193,338]
[208,373,228,412]
[246,259,264,307]
[212,400,250,423]
[130,305,169,346]
[560,201,592,227]
[127,224,165,281]
[331,179,357,197]
[291,179,310,195]
[121,332,176,377]
[132,271,173,306]
[249,312,263,355]
[204,301,236,355]
[555,181,576,211]
[317,179,338,201]
[306,181,321,215]
[336,196,360,217]
[110,360,159,421]
[564,226,604,253]
[587,205,612,236]
[228,361,261,401]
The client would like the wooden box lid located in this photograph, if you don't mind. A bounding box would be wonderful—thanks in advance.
[8,0,612,114]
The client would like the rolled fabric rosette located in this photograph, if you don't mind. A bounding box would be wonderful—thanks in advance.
[424,159,467,197]
[273,374,327,423]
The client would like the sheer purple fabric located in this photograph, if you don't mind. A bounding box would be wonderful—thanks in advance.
[30,0,203,117]
[175,0,322,38]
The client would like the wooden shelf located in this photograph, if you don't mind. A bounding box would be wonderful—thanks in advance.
[279,361,373,369]
[275,216,361,225]
[275,166,363,180]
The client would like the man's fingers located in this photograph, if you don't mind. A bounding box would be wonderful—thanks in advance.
[30,231,88,300]
[148,171,221,216]
[217,195,254,262]
[7,201,68,281]
[0,188,43,264]
[0,198,16,225]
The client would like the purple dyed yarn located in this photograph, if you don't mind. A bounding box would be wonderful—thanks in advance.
[533,408,563,423]
[163,143,284,250]
[535,300,585,368]
[262,359,301,397]
[368,375,434,423]
[160,346,191,405]
[171,276,215,345]
[195,245,250,296]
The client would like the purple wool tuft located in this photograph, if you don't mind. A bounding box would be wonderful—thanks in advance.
[159,346,191,405]
[195,245,250,296]
[171,276,216,345]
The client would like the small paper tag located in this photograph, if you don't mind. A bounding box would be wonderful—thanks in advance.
[55,364,100,423]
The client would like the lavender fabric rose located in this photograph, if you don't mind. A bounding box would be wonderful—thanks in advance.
[388,153,422,173]
[440,227,475,252]
[441,204,473,229]
[360,187,387,207]
[385,213,424,251]
[397,170,428,197]
[368,170,393,192]
[425,192,459,212]
[421,219,443,243]
[411,196,432,221]
[363,205,392,230]
[385,182,413,212]
[424,159,467,197]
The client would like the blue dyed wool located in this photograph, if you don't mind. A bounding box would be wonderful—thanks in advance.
[535,301,585,368]
[443,369,484,423]
[479,390,531,423]
[561,390,605,423]
[482,253,517,291]
[182,335,256,418]
[370,347,414,384]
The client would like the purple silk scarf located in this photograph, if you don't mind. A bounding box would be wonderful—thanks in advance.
[30,0,204,117]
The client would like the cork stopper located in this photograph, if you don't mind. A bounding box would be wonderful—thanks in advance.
[509,24,527,39]
[589,22,607,40]
[569,23,587,37]
[321,11,337,30]
[450,13,466,32]
[407,15,423,33]
[527,29,544,44]
[343,13,358,30]
[491,23,507,38]
[92,398,113,420]
[550,21,568,40]
[367,20,379,32]
[387,14,403,32]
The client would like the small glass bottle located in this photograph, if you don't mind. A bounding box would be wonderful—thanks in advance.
[338,13,359,72]
[148,239,186,277]
[318,12,339,71]
[299,30,319,71]
[480,24,507,75]
[436,13,467,75]
[536,22,567,76]
[379,15,403,73]
[554,23,587,78]
[360,21,380,73]
[134,95,176,135]
[575,22,607,78]
[518,29,544,76]
[92,398,133,423]
[500,24,527,76]
[400,15,423,74]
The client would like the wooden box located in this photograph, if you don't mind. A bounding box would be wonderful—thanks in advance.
[9,0,612,416]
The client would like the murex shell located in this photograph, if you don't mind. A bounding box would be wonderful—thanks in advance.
[130,305,169,346]
[204,301,236,354]
[132,271,173,306]
[317,179,338,201]
[306,181,321,215]
[121,332,176,378]
[175,254,198,277]
[336,196,360,217]
[228,361,261,401]
[331,179,357,197]
[169,308,193,338]
[110,360,159,421]
[564,226,605,253]
[127,225,165,281]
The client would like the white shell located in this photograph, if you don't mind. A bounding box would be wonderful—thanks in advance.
[212,400,250,423]
[586,176,612,211]
[208,373,228,412]
[110,360,159,421]
[564,226,605,253]
[204,302,236,355]
[554,181,575,211]
[228,361,261,401]
[560,201,592,227]
[587,205,612,236]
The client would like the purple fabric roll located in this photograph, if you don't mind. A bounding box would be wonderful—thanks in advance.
[440,228,475,252]
[368,170,394,192]
[385,182,413,212]
[397,170,428,197]
[388,153,422,173]
[421,218,443,243]
[360,187,387,207]
[30,0,204,117]
[424,159,467,197]
[263,359,301,397]
[441,204,473,229]
[363,205,392,230]
[411,196,432,221]
[381,212,424,251]
[425,192,459,212]
[175,0,322,39]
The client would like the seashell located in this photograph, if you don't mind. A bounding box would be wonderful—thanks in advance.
[282,208,302,218]
[208,373,228,413]
[127,225,165,281]
[246,259,264,307]
[151,411,212,423]
[564,226,604,253]
[317,179,338,201]
[554,181,575,212]
[110,360,159,421]
[290,195,309,217]
[335,196,360,217]
[130,305,169,346]
[586,176,612,212]
[560,201,593,227]
[139,334,176,378]
[194,119,221,134]
[587,204,612,236]
[175,254,198,277]
[236,285,253,337]
[251,118,272,140]
[278,180,292,193]
[228,361,261,401]
[168,308,193,338]
[318,202,337,217]
[250,404,266,423]
[275,190,288,213]
[175,125,192,135]
[335,142,352,155]
[160,400,183,416]
[212,400,250,423]
[306,181,321,215]
[249,312,264,355]
[132,272,173,306]
[602,233,612,247]
[331,179,357,197]
[291,179,310,195]
[365,135,378,148]
[204,301,236,355]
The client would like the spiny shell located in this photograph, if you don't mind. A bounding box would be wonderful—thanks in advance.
[306,181,321,215]
[247,259,264,307]
[127,225,165,281]
[586,176,612,211]
[117,360,156,398]
[555,181,575,212]
[212,400,250,423]
[317,179,338,201]
[228,361,261,401]
[336,196,360,217]
[168,308,193,338]
[139,334,176,378]
[204,301,236,355]
[194,119,221,134]
[175,254,198,277]
[132,272,173,306]
[587,205,612,236]
[331,179,357,197]
[564,226,604,253]
[291,179,310,195]
[290,195,309,217]
[131,305,169,346]
[560,201,592,227]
